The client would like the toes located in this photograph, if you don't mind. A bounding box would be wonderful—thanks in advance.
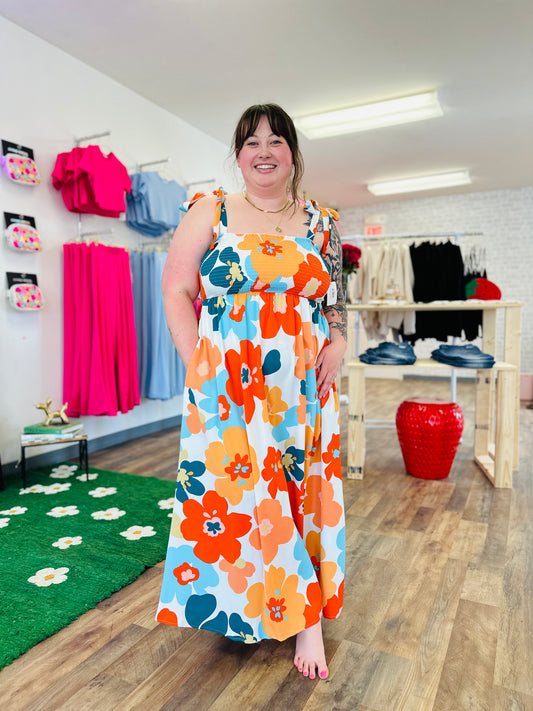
[318,664,329,679]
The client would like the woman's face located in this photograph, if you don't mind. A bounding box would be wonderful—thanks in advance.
[236,115,293,192]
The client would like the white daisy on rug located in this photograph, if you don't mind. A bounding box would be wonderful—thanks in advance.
[0,517,10,528]
[19,484,46,494]
[91,507,126,520]
[28,567,69,587]
[42,483,72,495]
[158,497,175,510]
[88,486,117,498]
[76,472,98,481]
[46,505,80,518]
[0,506,27,515]
[50,464,78,479]
[120,525,156,540]
[52,536,83,549]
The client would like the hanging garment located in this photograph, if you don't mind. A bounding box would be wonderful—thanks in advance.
[404,240,467,344]
[126,172,186,237]
[156,190,345,642]
[52,146,131,216]
[63,242,140,416]
[355,240,415,339]
[130,249,186,399]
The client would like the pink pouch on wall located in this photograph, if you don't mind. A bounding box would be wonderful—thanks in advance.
[1,153,40,185]
[7,283,44,311]
[5,223,42,252]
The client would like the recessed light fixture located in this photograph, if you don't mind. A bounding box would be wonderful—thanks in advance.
[294,91,443,139]
[367,170,472,196]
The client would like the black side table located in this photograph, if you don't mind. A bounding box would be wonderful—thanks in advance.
[20,434,89,488]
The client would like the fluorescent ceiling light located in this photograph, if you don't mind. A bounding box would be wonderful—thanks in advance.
[294,91,443,139]
[367,170,472,196]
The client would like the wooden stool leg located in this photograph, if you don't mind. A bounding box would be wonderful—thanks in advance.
[474,369,491,460]
[493,368,514,488]
[348,366,365,479]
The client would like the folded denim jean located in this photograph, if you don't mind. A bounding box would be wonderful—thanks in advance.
[436,344,489,360]
[431,349,494,368]
[360,353,416,365]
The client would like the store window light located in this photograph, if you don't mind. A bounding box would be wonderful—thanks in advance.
[294,91,443,139]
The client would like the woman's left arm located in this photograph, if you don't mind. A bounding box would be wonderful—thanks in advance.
[316,219,347,398]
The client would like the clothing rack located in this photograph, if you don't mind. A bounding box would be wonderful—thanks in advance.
[74,130,111,147]
[138,158,170,170]
[185,178,216,189]
[350,230,483,405]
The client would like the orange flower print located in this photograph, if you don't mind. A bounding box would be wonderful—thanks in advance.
[322,433,341,480]
[261,446,288,499]
[286,480,305,535]
[293,253,329,300]
[293,321,319,379]
[259,293,302,339]
[205,427,259,505]
[249,499,294,565]
[245,566,306,640]
[225,340,265,423]
[305,530,339,604]
[305,421,322,467]
[181,490,252,564]
[185,402,206,434]
[238,234,304,283]
[218,394,231,421]
[173,562,200,585]
[303,580,322,628]
[262,386,288,427]
[185,339,222,390]
[304,476,343,528]
[324,579,344,619]
[219,557,256,594]
[156,608,178,626]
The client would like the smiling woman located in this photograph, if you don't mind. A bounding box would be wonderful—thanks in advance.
[157,103,347,682]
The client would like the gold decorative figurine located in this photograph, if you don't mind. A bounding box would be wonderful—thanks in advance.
[35,398,70,426]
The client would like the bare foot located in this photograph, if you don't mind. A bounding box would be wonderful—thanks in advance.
[294,619,328,680]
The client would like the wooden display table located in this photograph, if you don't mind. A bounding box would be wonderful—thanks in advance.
[20,434,89,488]
[347,358,517,488]
[346,301,523,468]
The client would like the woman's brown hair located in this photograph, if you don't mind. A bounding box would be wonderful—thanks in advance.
[232,104,304,202]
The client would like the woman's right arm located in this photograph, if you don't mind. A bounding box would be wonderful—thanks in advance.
[161,195,216,367]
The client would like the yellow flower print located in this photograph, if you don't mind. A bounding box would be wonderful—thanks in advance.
[262,385,288,427]
[244,565,306,641]
[238,234,304,282]
[205,427,259,505]
[185,339,222,390]
[305,531,339,604]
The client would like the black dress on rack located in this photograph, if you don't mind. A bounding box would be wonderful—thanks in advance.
[404,241,470,344]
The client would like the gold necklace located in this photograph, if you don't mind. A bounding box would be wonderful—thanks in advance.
[242,191,292,233]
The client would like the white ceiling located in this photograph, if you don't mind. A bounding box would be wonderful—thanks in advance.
[1,0,531,208]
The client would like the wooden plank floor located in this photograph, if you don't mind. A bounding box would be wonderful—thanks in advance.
[1,378,532,711]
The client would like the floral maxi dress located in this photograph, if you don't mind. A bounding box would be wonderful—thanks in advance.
[156,191,345,643]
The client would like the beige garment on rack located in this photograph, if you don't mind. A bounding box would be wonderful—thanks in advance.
[356,240,415,340]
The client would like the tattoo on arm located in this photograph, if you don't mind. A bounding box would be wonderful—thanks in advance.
[322,219,347,340]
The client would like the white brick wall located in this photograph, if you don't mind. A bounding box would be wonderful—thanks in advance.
[339,187,533,373]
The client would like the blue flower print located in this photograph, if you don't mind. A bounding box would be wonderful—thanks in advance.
[159,546,219,605]
[175,459,206,502]
[336,526,345,572]
[199,248,218,276]
[293,535,315,581]
[200,370,242,436]
[228,613,257,644]
[185,594,228,636]
[282,445,305,483]
[209,247,250,293]
[218,296,259,341]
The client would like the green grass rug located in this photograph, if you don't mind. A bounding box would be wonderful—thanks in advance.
[0,463,175,669]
